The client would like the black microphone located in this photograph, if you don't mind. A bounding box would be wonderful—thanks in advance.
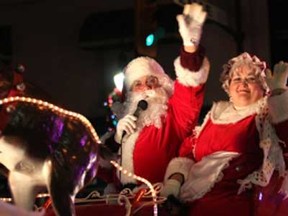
[133,99,148,118]
[121,99,148,140]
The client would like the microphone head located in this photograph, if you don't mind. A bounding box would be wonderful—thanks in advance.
[137,100,148,111]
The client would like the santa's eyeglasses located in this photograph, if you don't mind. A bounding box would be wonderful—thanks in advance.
[131,75,161,92]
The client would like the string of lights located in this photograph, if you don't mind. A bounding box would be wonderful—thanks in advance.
[0,96,101,144]
[110,160,159,216]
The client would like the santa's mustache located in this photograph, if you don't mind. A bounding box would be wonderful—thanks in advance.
[126,89,167,112]
[124,88,169,129]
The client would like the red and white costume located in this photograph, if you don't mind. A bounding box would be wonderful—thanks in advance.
[119,48,210,185]
[164,91,288,215]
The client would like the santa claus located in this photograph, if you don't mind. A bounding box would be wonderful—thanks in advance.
[101,3,210,189]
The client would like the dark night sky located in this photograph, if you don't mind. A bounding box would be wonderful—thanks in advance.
[0,0,287,134]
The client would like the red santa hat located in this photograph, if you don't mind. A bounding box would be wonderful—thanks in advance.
[124,56,173,95]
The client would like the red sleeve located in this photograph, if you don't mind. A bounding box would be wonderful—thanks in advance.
[169,81,205,136]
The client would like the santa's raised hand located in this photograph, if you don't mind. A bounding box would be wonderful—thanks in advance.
[177,3,207,48]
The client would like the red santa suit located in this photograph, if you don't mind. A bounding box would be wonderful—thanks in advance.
[118,47,210,185]
[164,91,288,216]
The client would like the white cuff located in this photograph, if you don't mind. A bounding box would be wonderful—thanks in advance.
[160,179,181,198]
[268,90,288,123]
[174,56,210,87]
[164,157,195,182]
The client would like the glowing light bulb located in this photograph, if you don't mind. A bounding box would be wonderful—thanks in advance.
[113,72,124,92]
[146,33,155,46]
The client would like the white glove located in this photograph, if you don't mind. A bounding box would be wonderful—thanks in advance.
[160,179,181,198]
[177,3,207,47]
[114,114,137,143]
[265,61,288,92]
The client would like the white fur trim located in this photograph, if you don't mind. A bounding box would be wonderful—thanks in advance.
[117,131,140,184]
[124,56,174,96]
[268,90,288,123]
[164,157,195,182]
[124,57,165,89]
[174,56,210,87]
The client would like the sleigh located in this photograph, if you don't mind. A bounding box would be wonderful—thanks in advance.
[42,183,166,216]
[0,180,167,216]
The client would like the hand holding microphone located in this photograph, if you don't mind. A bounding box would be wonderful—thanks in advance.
[114,100,148,144]
[114,114,137,143]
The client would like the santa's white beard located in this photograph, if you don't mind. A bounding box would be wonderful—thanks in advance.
[124,88,169,129]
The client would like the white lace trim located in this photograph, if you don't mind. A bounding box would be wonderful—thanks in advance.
[237,98,286,194]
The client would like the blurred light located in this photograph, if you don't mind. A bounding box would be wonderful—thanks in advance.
[145,33,155,47]
[113,72,125,91]
[108,98,113,104]
[258,192,263,201]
